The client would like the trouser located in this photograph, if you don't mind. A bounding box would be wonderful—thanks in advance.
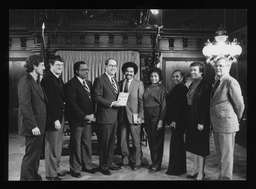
[45,117,64,177]
[20,134,44,181]
[120,115,142,166]
[98,121,117,171]
[144,107,165,170]
[213,131,236,180]
[69,123,93,173]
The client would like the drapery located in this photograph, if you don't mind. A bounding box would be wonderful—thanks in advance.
[55,51,140,83]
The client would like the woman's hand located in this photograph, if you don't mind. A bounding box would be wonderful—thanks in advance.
[157,120,163,130]
[170,121,176,129]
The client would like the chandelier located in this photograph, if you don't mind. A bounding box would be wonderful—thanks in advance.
[202,27,242,65]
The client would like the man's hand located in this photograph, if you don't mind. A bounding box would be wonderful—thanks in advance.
[84,114,95,123]
[54,120,61,131]
[32,127,41,136]
[197,124,204,131]
[111,101,122,107]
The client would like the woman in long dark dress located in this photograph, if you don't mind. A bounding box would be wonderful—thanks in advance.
[143,67,168,173]
[185,62,211,180]
[166,70,188,176]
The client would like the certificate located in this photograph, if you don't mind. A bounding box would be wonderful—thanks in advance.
[117,92,129,106]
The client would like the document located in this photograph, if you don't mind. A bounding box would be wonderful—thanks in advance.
[117,92,129,106]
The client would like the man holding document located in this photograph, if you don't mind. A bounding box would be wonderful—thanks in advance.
[117,62,145,171]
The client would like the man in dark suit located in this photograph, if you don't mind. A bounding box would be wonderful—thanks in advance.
[93,58,122,175]
[41,55,65,181]
[210,57,245,180]
[18,55,46,181]
[64,61,96,178]
[118,62,144,171]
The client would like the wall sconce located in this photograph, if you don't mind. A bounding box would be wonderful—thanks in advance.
[202,27,242,65]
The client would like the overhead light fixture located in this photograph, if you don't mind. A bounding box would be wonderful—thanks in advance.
[202,27,242,65]
[150,9,159,15]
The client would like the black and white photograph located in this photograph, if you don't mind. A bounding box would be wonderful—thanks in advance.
[8,9,248,182]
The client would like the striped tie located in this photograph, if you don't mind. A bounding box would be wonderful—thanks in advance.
[82,80,90,92]
[111,77,118,94]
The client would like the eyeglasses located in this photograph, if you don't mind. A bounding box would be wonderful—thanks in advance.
[108,64,117,68]
[214,65,228,68]
[79,69,89,72]
[55,64,64,67]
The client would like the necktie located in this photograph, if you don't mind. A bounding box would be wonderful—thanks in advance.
[36,75,40,85]
[124,80,129,92]
[111,77,118,94]
[212,80,220,98]
[82,80,90,93]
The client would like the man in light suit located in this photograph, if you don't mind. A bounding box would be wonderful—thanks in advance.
[41,55,66,181]
[18,55,46,181]
[64,61,96,178]
[118,62,144,171]
[93,58,122,176]
[210,57,245,180]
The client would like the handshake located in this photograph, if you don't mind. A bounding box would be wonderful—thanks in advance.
[84,114,96,123]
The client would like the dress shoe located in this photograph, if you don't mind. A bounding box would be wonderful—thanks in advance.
[166,171,186,176]
[109,164,121,170]
[101,169,111,176]
[82,168,96,174]
[147,164,153,170]
[186,172,198,179]
[121,164,129,168]
[46,176,62,181]
[71,172,82,178]
[148,167,160,173]
[57,172,66,177]
[196,173,205,180]
[132,165,140,171]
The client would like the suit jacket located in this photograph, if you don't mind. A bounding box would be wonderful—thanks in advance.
[118,79,144,125]
[41,71,65,130]
[210,74,244,133]
[189,79,211,128]
[93,73,120,125]
[18,73,47,136]
[64,76,94,128]
[166,82,188,129]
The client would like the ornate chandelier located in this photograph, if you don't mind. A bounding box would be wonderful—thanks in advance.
[202,27,242,65]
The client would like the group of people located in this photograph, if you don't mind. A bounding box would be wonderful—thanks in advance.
[17,54,244,181]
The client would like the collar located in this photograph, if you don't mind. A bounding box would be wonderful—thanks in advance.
[105,72,115,81]
[215,73,229,82]
[50,69,61,78]
[29,72,39,82]
[76,76,84,84]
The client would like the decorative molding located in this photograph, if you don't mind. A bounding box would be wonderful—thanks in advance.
[183,38,188,48]
[9,37,12,48]
[108,33,114,45]
[20,37,27,48]
[94,33,100,45]
[50,33,57,44]
[65,34,71,44]
[79,33,85,44]
[136,33,142,45]
[122,33,128,45]
[168,37,174,48]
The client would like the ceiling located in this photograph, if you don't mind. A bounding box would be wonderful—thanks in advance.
[9,9,247,33]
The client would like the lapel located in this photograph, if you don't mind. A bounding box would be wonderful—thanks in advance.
[103,73,119,95]
[28,74,46,102]
[211,76,227,103]
[50,71,64,99]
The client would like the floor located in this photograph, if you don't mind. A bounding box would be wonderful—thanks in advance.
[8,127,247,181]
